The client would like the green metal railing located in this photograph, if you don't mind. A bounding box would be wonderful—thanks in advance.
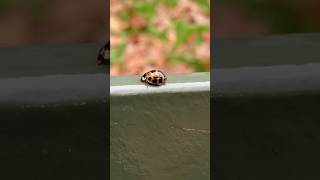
[213,33,320,179]
[0,44,108,180]
[111,72,210,180]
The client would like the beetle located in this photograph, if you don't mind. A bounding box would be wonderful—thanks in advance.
[141,69,167,86]
[97,41,109,65]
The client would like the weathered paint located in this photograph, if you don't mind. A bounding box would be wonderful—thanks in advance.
[213,33,320,179]
[0,44,108,179]
[111,73,210,180]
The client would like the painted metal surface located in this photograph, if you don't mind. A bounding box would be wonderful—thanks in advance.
[214,33,320,68]
[111,72,209,86]
[213,33,320,179]
[0,44,108,179]
[0,44,107,78]
[111,81,210,96]
[111,72,210,180]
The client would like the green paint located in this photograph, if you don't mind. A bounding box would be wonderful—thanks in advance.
[0,44,107,78]
[0,44,108,179]
[111,73,210,180]
[111,72,209,86]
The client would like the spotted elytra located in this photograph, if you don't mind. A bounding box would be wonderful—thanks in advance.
[141,69,167,86]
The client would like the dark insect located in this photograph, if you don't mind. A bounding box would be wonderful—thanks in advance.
[97,41,110,65]
[141,69,167,86]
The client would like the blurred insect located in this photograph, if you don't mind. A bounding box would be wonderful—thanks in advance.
[141,69,167,86]
[97,41,109,65]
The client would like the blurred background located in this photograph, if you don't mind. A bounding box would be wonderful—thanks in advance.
[0,0,107,46]
[110,0,210,76]
[1,0,320,76]
[214,0,320,38]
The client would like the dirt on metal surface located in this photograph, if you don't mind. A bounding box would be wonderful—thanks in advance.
[110,73,210,180]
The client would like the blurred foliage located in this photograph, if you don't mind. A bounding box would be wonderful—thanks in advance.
[110,0,210,76]
[0,0,106,46]
[0,0,15,13]
[0,0,47,15]
[2,0,320,76]
[217,0,320,34]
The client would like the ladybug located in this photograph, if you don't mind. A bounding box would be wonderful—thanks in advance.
[97,41,109,65]
[141,69,167,86]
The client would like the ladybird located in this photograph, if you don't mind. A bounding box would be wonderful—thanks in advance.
[141,69,167,86]
[97,41,109,65]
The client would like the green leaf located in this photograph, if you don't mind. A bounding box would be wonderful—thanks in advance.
[110,43,126,65]
[133,2,156,20]
[173,20,209,46]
